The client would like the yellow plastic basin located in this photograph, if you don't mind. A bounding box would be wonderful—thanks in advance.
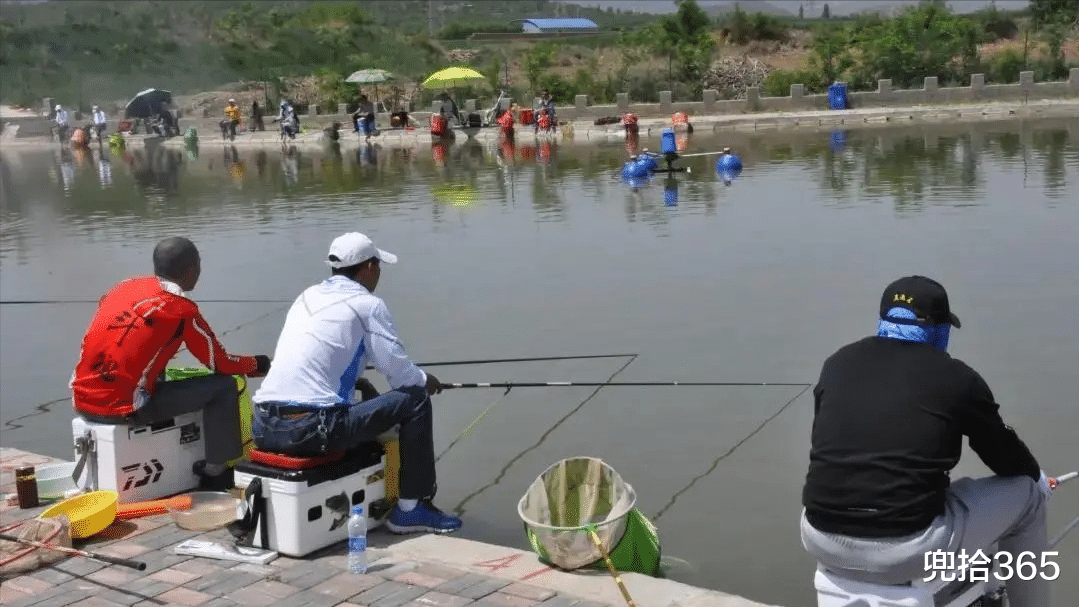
[38,490,118,539]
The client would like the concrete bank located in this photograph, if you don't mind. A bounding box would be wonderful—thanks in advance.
[3,98,1078,152]
[1,448,779,607]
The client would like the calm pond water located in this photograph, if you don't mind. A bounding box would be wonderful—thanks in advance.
[2,119,1078,606]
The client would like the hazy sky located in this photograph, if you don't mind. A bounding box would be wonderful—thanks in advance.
[565,0,1031,16]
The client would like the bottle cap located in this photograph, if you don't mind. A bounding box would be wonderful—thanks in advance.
[351,504,364,515]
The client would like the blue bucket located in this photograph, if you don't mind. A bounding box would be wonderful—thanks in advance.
[828,83,848,110]
[661,129,676,155]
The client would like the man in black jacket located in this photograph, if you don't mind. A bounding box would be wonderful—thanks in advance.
[801,276,1052,607]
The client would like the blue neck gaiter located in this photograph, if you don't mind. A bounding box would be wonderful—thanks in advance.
[877,307,951,351]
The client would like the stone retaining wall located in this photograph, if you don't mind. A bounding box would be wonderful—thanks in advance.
[4,69,1077,140]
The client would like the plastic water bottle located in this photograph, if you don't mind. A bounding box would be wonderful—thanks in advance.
[348,504,367,574]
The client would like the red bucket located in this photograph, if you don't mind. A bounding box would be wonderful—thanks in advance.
[430,113,447,136]
[70,128,89,147]
[537,112,551,130]
[519,109,534,125]
[497,111,515,132]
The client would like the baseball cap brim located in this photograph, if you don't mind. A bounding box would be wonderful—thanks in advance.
[948,312,961,329]
[376,249,397,264]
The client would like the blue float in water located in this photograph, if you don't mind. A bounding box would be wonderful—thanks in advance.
[718,168,741,185]
[622,158,651,179]
[622,173,651,189]
[638,152,659,172]
[716,152,742,173]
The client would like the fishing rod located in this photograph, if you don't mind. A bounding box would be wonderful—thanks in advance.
[678,149,734,158]
[0,533,147,570]
[1049,471,1078,548]
[441,380,811,389]
[0,299,293,305]
[369,353,639,370]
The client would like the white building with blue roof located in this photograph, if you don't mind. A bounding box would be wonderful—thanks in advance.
[518,18,599,34]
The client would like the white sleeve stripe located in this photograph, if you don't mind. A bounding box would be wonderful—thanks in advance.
[190,319,216,369]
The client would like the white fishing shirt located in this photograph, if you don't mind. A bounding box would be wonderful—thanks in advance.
[92,110,107,126]
[253,275,427,406]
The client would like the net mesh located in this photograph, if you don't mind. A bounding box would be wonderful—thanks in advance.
[517,457,636,570]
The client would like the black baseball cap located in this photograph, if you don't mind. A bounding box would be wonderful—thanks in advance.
[879,275,961,328]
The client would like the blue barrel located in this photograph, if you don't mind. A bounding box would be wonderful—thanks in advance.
[622,174,651,189]
[661,128,676,155]
[828,82,848,110]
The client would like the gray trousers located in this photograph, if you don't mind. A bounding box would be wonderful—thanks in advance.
[80,374,242,467]
[801,475,1050,607]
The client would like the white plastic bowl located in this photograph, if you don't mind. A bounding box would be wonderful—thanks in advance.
[166,491,240,531]
[34,462,78,500]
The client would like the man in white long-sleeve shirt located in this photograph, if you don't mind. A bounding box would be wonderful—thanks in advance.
[54,104,70,142]
[252,232,462,534]
[91,105,108,141]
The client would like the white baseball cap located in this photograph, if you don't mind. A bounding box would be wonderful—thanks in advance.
[326,232,397,268]
[228,98,236,103]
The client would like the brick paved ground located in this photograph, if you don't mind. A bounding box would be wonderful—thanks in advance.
[1,449,615,607]
[1,519,616,607]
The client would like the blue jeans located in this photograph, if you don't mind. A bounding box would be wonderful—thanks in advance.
[252,386,435,500]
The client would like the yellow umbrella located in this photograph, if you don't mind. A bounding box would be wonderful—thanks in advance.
[422,66,485,89]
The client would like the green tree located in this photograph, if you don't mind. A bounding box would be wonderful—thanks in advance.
[522,43,555,92]
[852,3,980,89]
[809,24,853,86]
[655,0,714,90]
[724,5,752,44]
[1029,0,1079,28]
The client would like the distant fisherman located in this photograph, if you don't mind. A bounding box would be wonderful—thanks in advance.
[91,105,108,142]
[53,104,70,142]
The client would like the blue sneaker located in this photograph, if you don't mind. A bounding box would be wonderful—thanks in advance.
[386,499,462,535]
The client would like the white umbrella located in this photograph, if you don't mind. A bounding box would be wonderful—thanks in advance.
[345,70,396,111]
[345,69,394,84]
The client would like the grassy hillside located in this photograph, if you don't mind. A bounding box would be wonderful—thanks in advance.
[0,0,657,109]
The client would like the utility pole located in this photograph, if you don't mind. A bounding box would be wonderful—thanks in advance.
[428,0,434,37]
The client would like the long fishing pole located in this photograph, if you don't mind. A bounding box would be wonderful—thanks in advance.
[0,533,147,570]
[441,381,811,388]
[0,299,293,305]
[1049,471,1078,548]
[370,353,639,369]
[678,149,735,158]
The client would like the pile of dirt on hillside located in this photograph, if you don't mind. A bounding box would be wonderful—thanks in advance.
[447,48,481,62]
[703,56,774,99]
[174,74,424,116]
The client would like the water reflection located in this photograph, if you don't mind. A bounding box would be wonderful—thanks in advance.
[1,119,1076,259]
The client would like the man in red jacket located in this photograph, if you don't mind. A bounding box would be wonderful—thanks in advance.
[70,237,271,489]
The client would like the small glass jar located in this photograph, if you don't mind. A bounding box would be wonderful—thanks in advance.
[15,466,39,509]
